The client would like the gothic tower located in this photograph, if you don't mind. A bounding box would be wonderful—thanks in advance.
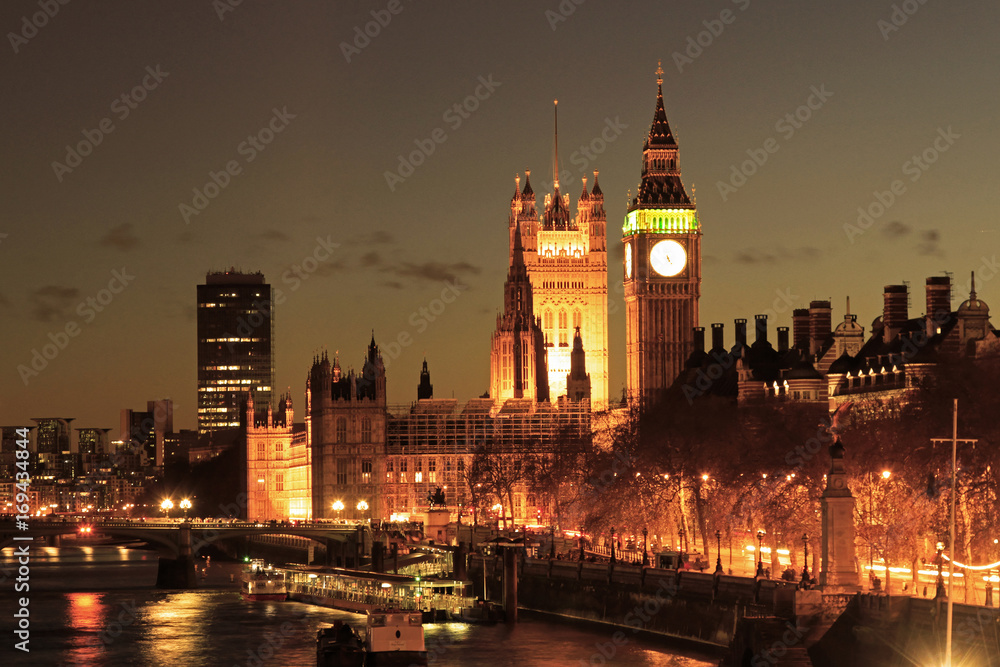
[623,64,702,407]
[566,326,591,402]
[308,339,385,521]
[509,102,609,408]
[491,221,550,403]
[417,358,433,400]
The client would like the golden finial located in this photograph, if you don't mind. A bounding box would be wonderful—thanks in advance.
[656,60,663,86]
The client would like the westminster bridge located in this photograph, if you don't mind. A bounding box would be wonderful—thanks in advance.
[0,517,370,587]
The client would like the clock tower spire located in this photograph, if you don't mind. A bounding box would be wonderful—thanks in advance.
[623,63,702,407]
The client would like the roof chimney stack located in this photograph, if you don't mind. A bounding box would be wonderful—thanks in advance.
[925,276,951,336]
[711,323,725,353]
[809,300,832,356]
[693,326,705,353]
[792,309,810,351]
[734,319,748,348]
[882,284,909,342]
[777,326,790,352]
[754,314,768,345]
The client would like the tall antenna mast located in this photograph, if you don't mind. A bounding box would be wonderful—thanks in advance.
[553,99,560,191]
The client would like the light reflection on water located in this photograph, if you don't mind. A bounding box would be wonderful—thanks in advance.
[1,547,720,666]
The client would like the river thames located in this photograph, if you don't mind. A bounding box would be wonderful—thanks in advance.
[3,546,721,666]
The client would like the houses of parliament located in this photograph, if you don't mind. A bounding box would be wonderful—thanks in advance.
[242,64,997,525]
[244,67,704,523]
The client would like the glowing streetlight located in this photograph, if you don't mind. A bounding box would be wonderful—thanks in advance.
[180,498,192,518]
[160,499,173,518]
[881,470,891,480]
[356,500,369,512]
[332,500,344,521]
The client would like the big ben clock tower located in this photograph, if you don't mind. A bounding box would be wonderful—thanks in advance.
[623,63,702,406]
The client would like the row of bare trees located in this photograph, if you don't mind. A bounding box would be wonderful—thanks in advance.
[460,358,1000,585]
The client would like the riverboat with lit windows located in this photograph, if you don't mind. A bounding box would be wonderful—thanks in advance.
[240,559,287,601]
[316,610,426,666]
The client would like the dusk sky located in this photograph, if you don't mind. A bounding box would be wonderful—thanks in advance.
[2,0,997,432]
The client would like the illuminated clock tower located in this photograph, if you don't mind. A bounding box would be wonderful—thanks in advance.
[623,64,702,406]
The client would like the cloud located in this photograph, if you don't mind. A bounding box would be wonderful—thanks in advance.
[882,220,911,238]
[391,261,481,283]
[346,231,394,246]
[313,258,349,277]
[258,229,290,242]
[99,223,140,251]
[916,229,943,257]
[360,251,382,268]
[733,247,821,265]
[30,285,80,322]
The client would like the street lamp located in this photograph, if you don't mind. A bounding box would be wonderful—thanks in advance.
[160,498,173,518]
[801,534,810,586]
[180,498,192,518]
[756,531,765,578]
[643,527,649,566]
[610,526,616,564]
[333,500,344,521]
[715,530,723,574]
[678,526,686,553]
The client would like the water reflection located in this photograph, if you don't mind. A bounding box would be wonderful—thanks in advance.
[142,592,213,666]
[65,592,106,666]
[8,547,720,667]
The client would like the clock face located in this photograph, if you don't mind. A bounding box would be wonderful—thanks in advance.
[649,240,686,277]
[625,243,632,279]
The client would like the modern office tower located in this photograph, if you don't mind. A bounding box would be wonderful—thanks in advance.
[197,270,274,434]
[147,399,174,467]
[120,408,155,466]
[1,426,33,477]
[31,417,73,474]
[76,427,110,457]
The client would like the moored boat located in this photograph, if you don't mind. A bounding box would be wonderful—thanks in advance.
[241,559,287,601]
[316,610,427,667]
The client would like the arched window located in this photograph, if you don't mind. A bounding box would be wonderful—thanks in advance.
[336,417,347,443]
[558,310,568,347]
[361,417,372,443]
[573,309,582,330]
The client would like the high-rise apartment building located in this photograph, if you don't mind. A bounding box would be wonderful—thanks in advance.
[197,270,274,433]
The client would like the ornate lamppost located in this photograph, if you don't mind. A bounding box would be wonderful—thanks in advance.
[678,526,686,554]
[801,533,810,586]
[756,531,765,578]
[643,527,649,566]
[579,527,584,562]
[610,526,616,564]
[715,530,723,574]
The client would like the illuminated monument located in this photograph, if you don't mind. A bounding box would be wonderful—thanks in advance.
[490,221,550,403]
[508,102,609,408]
[623,64,702,406]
